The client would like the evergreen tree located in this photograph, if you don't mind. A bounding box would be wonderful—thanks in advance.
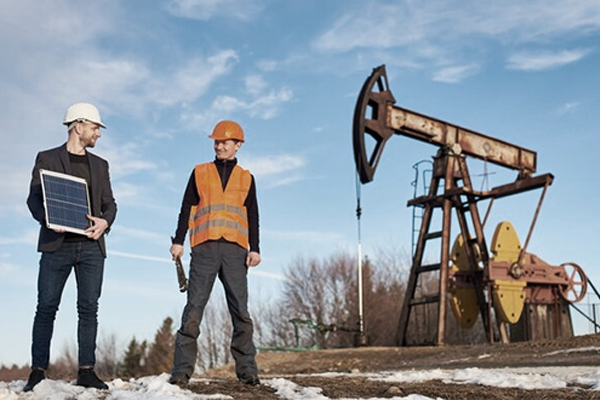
[119,338,147,378]
[145,317,175,375]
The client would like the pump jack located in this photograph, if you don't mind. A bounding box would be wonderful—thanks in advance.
[353,65,588,345]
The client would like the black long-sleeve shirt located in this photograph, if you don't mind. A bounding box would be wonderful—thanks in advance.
[172,158,260,253]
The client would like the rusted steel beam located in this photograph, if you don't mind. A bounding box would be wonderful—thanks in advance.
[483,173,553,200]
[407,173,554,208]
[387,105,537,176]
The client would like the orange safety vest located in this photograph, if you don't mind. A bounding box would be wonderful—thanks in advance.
[188,162,252,249]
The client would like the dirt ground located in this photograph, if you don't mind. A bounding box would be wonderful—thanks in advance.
[193,333,600,399]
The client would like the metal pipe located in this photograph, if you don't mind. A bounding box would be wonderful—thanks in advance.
[518,180,550,265]
[355,173,367,346]
[357,242,365,337]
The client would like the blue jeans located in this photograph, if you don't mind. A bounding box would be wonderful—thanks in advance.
[31,241,105,369]
[172,241,258,379]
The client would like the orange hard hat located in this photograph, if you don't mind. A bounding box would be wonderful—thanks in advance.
[208,120,245,142]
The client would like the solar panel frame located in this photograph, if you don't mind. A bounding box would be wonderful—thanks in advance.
[40,169,92,235]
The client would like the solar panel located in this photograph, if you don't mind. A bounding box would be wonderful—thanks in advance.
[40,169,91,235]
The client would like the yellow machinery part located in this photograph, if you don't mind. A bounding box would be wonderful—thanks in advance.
[490,221,521,263]
[451,233,481,270]
[449,234,481,329]
[449,282,479,329]
[490,221,526,324]
[492,280,527,324]
[450,222,528,327]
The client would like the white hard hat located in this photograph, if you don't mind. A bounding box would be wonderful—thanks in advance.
[63,102,106,129]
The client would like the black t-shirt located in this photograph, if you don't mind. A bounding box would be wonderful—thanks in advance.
[64,152,93,242]
[69,153,91,186]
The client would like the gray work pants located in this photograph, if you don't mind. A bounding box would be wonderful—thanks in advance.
[172,241,258,378]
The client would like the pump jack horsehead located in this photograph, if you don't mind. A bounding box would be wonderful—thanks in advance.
[353,64,592,346]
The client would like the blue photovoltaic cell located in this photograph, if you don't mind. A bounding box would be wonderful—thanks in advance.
[41,170,91,234]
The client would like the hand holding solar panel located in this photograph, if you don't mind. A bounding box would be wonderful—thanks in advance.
[40,169,92,235]
[85,214,110,240]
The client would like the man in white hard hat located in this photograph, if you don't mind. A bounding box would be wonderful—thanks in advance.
[169,120,262,387]
[24,102,117,392]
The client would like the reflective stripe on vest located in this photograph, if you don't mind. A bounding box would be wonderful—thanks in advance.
[188,162,251,249]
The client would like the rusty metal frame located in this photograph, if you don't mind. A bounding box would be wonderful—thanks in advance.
[353,64,580,346]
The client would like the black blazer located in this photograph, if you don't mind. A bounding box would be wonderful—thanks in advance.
[27,143,117,257]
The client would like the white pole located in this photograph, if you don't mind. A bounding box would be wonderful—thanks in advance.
[357,241,364,336]
[355,173,366,345]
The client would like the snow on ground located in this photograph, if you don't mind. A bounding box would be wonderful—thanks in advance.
[1,367,599,400]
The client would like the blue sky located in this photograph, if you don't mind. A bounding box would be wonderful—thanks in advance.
[1,0,600,367]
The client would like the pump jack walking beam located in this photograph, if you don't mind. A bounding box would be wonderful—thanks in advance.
[354,65,537,184]
[353,65,554,346]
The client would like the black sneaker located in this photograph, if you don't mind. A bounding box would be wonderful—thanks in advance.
[23,368,45,392]
[169,372,190,387]
[239,372,260,385]
[76,368,108,390]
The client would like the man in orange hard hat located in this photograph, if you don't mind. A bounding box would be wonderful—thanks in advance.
[169,120,261,386]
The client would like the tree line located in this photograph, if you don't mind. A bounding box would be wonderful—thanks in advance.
[1,246,486,381]
[113,248,412,378]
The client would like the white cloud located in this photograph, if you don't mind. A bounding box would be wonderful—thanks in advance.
[506,49,591,71]
[245,75,268,96]
[315,1,600,52]
[242,154,305,178]
[166,0,264,21]
[0,2,115,51]
[246,88,294,119]
[313,4,424,53]
[0,3,124,169]
[558,102,581,114]
[108,250,287,281]
[111,182,145,204]
[0,166,34,216]
[256,59,279,72]
[256,53,310,73]
[474,1,600,41]
[96,138,160,179]
[112,226,168,245]
[432,64,480,83]
[263,229,345,244]
[0,20,240,221]
[248,269,287,281]
[262,174,306,188]
[147,51,239,107]
[240,154,306,188]
[0,2,125,116]
[211,95,246,114]
[190,83,293,124]
[109,250,171,263]
[0,263,18,277]
[311,0,600,77]
[0,229,38,246]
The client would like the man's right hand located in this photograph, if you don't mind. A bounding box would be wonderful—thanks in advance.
[170,244,184,260]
